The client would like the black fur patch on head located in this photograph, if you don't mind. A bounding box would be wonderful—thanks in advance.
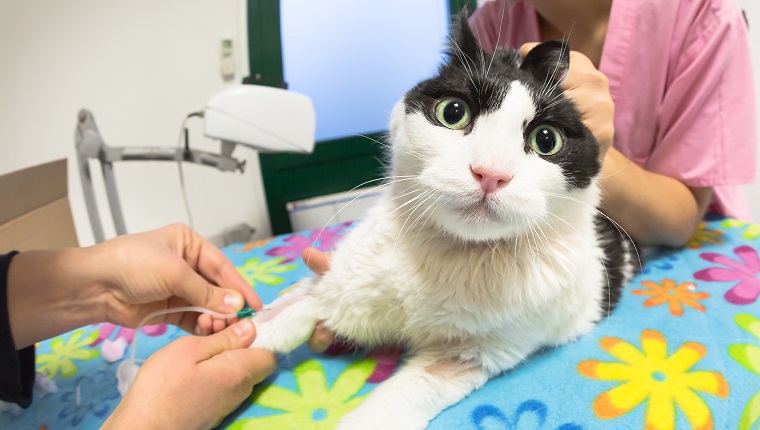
[403,9,600,190]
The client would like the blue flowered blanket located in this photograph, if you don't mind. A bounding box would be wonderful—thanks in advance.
[2,216,760,429]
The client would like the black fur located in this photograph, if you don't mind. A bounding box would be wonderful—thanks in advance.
[595,215,639,318]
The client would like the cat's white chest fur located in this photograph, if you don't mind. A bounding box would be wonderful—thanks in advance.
[303,192,605,374]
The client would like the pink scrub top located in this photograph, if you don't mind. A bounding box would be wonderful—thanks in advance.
[470,0,757,219]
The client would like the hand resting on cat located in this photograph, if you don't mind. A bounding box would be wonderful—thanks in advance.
[249,11,638,430]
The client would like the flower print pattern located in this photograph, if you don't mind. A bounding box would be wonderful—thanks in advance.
[471,401,582,430]
[57,370,119,427]
[695,246,760,305]
[90,323,167,347]
[37,330,100,379]
[721,219,760,241]
[236,257,298,287]
[632,279,710,316]
[579,329,728,429]
[687,223,724,249]
[230,358,376,430]
[232,238,274,252]
[642,253,679,275]
[728,313,760,430]
[266,222,351,263]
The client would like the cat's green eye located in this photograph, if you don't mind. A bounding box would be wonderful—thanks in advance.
[529,125,564,156]
[435,97,471,130]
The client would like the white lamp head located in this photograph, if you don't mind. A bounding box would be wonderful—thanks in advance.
[204,85,316,154]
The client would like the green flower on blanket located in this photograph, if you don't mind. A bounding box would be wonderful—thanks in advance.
[721,219,760,241]
[729,313,760,430]
[230,358,376,430]
[236,257,297,287]
[36,329,100,379]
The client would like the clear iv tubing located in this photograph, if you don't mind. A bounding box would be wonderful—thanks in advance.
[119,306,238,394]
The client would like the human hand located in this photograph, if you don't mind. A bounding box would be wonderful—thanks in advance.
[88,223,261,334]
[103,319,275,430]
[520,43,615,160]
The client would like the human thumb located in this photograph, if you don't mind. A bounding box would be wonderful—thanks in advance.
[519,42,540,58]
[172,264,245,314]
[198,319,257,359]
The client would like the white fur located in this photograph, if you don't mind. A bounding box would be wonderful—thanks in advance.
[252,81,609,429]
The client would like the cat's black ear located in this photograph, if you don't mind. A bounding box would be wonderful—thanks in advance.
[520,40,570,85]
[447,6,483,66]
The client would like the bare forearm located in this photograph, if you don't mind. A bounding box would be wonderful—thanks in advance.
[6,248,108,348]
[599,148,709,247]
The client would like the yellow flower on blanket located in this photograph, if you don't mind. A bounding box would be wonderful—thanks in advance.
[578,329,728,430]
[729,314,760,430]
[230,358,376,430]
[36,329,100,379]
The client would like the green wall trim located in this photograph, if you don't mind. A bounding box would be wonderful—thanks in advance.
[247,0,284,87]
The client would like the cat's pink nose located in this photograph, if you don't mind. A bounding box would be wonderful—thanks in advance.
[470,165,513,194]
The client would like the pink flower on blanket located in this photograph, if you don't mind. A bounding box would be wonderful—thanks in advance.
[90,323,167,348]
[266,222,352,263]
[695,246,760,305]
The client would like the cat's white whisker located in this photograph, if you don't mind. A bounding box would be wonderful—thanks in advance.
[410,194,445,248]
[306,176,418,264]
[447,34,479,90]
[485,0,506,78]
[545,192,643,272]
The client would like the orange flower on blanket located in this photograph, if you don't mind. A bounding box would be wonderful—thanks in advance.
[632,279,710,316]
[232,238,274,252]
[687,223,724,249]
[579,330,728,430]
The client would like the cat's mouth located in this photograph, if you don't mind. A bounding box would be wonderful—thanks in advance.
[456,198,501,222]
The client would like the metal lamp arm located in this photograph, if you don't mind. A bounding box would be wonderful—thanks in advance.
[75,109,245,243]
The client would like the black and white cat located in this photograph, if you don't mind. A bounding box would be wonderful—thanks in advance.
[251,12,637,430]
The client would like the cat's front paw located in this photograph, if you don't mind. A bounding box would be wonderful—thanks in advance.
[249,288,321,353]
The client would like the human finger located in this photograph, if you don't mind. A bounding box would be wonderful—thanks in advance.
[302,248,331,275]
[196,313,213,336]
[196,319,256,360]
[519,42,539,58]
[218,347,278,386]
[307,321,336,353]
[167,258,246,316]
[167,224,262,310]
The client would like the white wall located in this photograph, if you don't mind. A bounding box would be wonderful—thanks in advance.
[0,0,272,247]
[739,0,760,222]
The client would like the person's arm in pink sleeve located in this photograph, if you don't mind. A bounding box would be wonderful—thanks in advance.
[600,9,754,247]
[600,150,714,247]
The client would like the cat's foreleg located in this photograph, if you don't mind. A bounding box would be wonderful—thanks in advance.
[249,287,322,353]
[337,355,489,430]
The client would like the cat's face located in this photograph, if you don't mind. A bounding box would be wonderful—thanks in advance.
[388,13,601,242]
